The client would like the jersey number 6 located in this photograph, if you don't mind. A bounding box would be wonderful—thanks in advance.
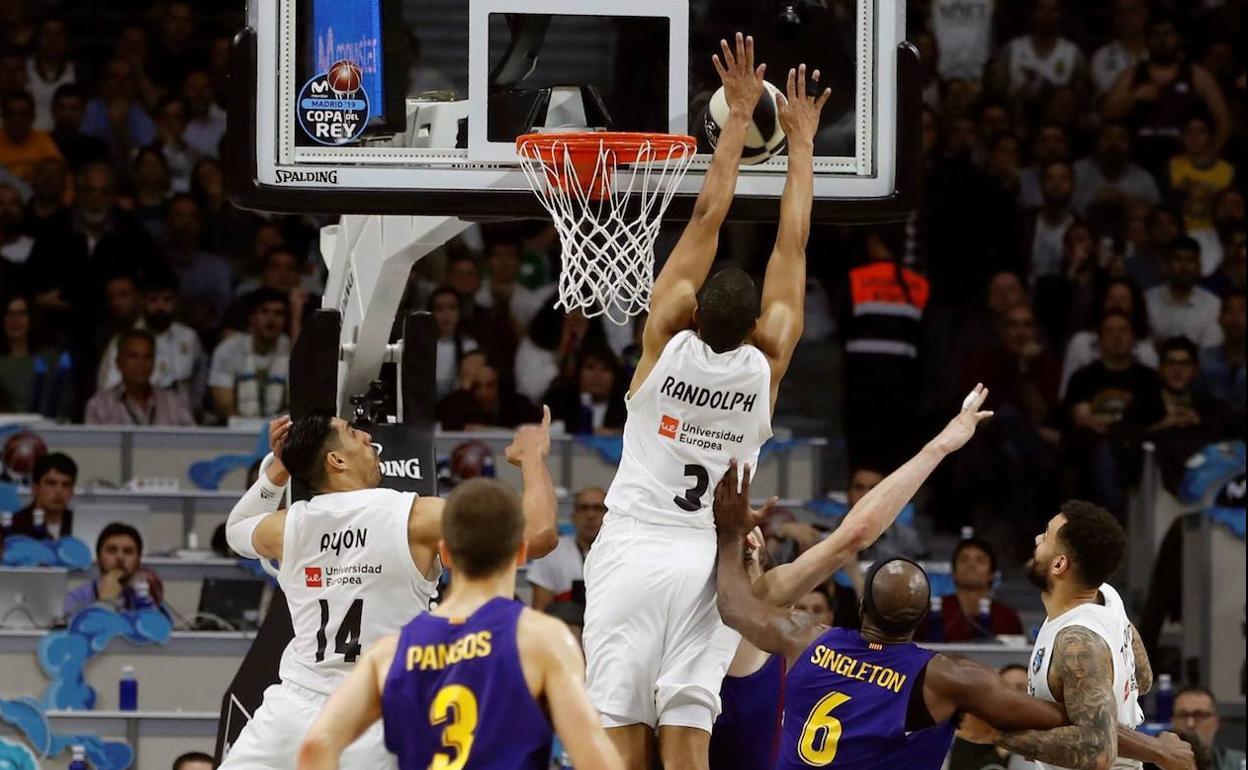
[798,691,851,766]
[673,464,711,512]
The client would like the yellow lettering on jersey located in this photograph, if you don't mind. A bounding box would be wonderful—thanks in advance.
[406,632,495,672]
[809,648,909,695]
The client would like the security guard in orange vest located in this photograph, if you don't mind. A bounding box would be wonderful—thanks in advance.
[842,229,930,468]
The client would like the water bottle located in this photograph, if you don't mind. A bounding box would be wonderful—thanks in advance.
[32,508,48,540]
[1153,673,1173,724]
[577,393,594,435]
[977,597,994,640]
[119,665,138,711]
[68,745,89,770]
[927,596,945,642]
[960,526,974,541]
[132,574,155,611]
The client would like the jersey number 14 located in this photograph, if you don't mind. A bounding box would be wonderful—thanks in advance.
[315,598,364,663]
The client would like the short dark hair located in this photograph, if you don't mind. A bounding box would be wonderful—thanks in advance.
[280,415,339,491]
[172,751,215,770]
[33,452,77,483]
[441,478,525,578]
[155,94,187,116]
[1174,685,1215,703]
[1057,500,1126,588]
[96,522,143,558]
[1158,336,1198,361]
[52,83,85,103]
[248,287,289,316]
[2,89,35,112]
[142,268,181,294]
[261,245,299,268]
[952,537,999,573]
[696,267,760,353]
[1166,235,1201,258]
[1098,308,1133,333]
[117,327,157,355]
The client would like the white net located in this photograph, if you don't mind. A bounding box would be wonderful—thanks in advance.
[517,133,697,326]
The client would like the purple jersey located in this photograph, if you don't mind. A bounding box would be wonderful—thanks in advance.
[382,597,552,770]
[776,627,955,770]
[711,653,786,770]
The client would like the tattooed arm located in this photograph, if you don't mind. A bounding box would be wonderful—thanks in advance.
[1129,623,1152,695]
[995,626,1118,770]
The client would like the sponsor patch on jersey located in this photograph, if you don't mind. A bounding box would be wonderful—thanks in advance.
[1032,646,1045,674]
[305,566,323,588]
[659,415,679,439]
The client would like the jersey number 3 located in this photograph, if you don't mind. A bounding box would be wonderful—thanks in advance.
[673,464,710,512]
[315,598,363,663]
[798,691,851,766]
[430,684,478,770]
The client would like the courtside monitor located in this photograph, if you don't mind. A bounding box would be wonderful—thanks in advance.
[230,0,918,222]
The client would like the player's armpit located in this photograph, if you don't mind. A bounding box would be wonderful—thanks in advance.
[407,496,446,577]
[925,654,1067,730]
[1128,623,1152,695]
[296,637,393,770]
[994,626,1119,770]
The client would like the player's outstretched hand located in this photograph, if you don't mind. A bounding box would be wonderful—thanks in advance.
[1153,732,1195,770]
[712,32,766,117]
[506,405,552,467]
[776,63,831,147]
[929,383,994,456]
[714,460,765,540]
[955,712,997,745]
[269,415,292,459]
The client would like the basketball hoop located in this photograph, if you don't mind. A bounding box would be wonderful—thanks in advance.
[516,132,697,325]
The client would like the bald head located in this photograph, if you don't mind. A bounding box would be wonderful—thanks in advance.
[862,559,931,638]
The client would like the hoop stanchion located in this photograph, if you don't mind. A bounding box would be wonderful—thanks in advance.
[516,132,697,325]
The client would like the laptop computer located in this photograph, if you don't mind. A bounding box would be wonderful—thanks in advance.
[0,567,69,628]
[196,578,266,631]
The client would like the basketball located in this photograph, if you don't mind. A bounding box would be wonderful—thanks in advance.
[327,60,363,95]
[2,431,48,480]
[704,80,786,165]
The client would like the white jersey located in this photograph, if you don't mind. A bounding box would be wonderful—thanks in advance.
[930,0,995,80]
[1028,583,1144,770]
[1004,36,1083,92]
[606,330,772,529]
[276,487,440,694]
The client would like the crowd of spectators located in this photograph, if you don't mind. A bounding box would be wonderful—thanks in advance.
[0,0,1244,586]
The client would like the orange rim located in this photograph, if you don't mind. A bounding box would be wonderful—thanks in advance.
[515,131,697,164]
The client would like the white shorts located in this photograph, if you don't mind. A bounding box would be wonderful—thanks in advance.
[219,680,396,770]
[582,513,741,733]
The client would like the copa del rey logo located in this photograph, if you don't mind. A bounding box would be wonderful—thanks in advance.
[658,415,679,439]
[305,567,323,588]
[373,443,423,480]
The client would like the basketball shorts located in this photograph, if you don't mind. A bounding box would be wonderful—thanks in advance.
[218,680,396,770]
[583,512,741,732]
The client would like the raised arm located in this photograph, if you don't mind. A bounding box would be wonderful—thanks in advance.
[1191,65,1232,153]
[633,33,764,392]
[754,386,993,606]
[993,626,1119,770]
[505,405,558,558]
[714,461,824,662]
[226,417,292,561]
[408,407,558,562]
[521,612,625,770]
[750,64,831,406]
[297,635,393,770]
